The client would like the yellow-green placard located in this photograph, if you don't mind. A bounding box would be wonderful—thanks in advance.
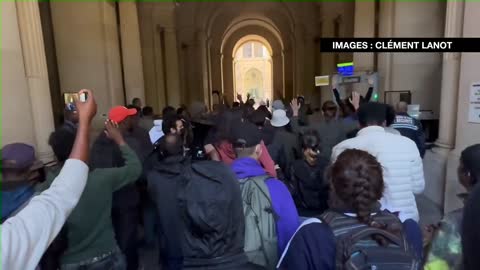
[315,75,330,86]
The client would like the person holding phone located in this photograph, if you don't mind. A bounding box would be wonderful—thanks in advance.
[62,92,88,134]
[2,89,96,270]
[40,119,142,270]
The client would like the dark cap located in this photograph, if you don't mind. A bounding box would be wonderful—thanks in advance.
[1,143,42,170]
[231,122,262,148]
[1,143,44,189]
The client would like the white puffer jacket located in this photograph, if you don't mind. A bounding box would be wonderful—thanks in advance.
[331,126,425,222]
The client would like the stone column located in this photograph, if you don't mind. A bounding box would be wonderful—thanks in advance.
[164,27,181,107]
[197,31,211,106]
[272,52,284,98]
[353,1,375,72]
[294,26,305,98]
[119,2,145,105]
[434,1,465,153]
[16,1,55,162]
[377,1,395,103]
[319,17,335,104]
[303,32,317,105]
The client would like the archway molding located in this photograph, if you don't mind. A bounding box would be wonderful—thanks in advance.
[220,21,289,102]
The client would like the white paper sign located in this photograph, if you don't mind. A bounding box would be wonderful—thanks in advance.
[469,81,480,123]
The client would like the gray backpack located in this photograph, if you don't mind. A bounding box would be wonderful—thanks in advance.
[238,175,278,270]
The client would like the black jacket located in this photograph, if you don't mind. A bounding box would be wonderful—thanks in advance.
[391,113,426,158]
[289,158,330,217]
[268,129,301,176]
[147,156,258,270]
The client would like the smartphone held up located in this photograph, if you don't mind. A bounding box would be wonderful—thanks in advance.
[63,92,88,111]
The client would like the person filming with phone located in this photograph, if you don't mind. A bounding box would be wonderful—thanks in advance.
[2,89,97,270]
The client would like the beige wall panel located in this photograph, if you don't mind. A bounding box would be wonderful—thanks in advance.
[1,1,36,147]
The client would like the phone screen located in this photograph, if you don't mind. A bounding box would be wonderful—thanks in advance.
[64,92,87,106]
[64,93,78,105]
[79,93,87,102]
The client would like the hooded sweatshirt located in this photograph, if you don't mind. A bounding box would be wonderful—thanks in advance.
[215,140,277,178]
[231,157,299,254]
[149,119,164,144]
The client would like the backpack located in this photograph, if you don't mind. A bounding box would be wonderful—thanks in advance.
[320,210,420,270]
[238,175,278,270]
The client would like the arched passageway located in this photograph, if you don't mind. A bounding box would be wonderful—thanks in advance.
[233,35,273,105]
[218,17,290,104]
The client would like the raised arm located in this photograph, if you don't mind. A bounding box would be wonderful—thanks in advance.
[365,75,375,102]
[101,120,142,191]
[236,93,244,106]
[289,98,303,133]
[365,87,374,102]
[69,89,96,163]
[1,89,97,270]
[333,88,343,107]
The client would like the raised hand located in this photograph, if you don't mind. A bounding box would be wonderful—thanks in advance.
[290,98,301,117]
[75,89,97,125]
[349,91,361,111]
[368,75,375,85]
[104,120,126,146]
[331,75,339,89]
[69,89,97,163]
[236,94,243,102]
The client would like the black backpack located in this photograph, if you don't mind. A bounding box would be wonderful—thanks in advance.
[320,210,420,270]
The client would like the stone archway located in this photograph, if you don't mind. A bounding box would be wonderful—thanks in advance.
[184,2,300,107]
[220,19,287,103]
[232,35,273,105]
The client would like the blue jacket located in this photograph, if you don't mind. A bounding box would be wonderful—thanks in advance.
[231,157,300,254]
[392,113,426,158]
[1,185,34,221]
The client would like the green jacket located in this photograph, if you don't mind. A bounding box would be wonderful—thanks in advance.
[38,145,141,264]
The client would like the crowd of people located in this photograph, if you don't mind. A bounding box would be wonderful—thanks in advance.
[1,87,480,270]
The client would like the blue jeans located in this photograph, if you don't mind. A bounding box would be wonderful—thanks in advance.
[60,249,126,270]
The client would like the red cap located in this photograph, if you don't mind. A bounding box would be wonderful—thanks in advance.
[108,106,138,123]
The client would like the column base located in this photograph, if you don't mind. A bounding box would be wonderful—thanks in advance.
[432,141,453,155]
